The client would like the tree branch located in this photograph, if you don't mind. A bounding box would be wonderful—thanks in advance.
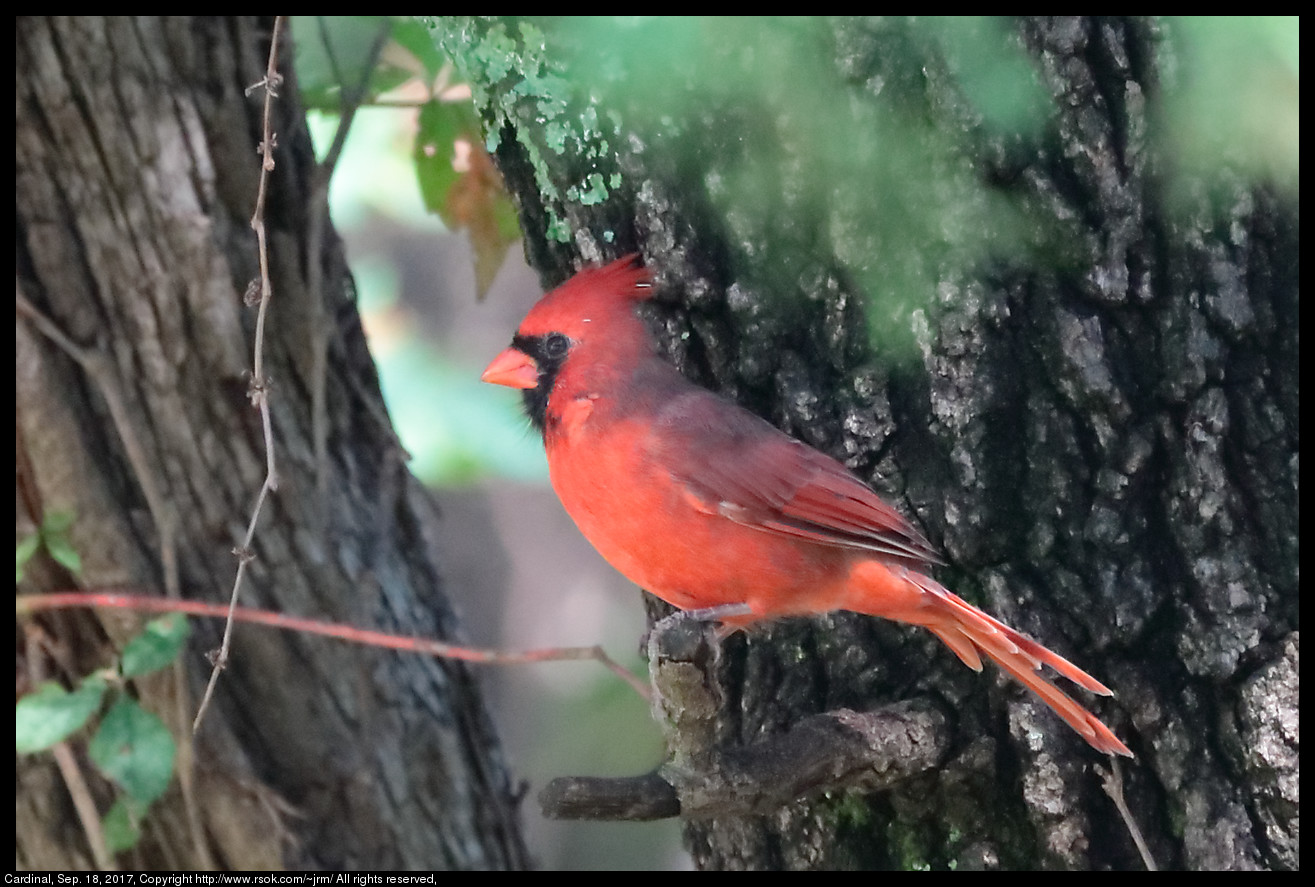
[541,702,947,821]
[542,613,948,822]
[196,14,287,732]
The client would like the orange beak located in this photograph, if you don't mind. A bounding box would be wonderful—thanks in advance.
[481,347,540,390]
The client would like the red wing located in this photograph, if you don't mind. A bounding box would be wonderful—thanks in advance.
[648,387,942,569]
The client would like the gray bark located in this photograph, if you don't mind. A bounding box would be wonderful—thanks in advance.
[442,15,1297,870]
[17,16,528,870]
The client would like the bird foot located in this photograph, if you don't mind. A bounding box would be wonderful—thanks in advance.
[645,603,753,665]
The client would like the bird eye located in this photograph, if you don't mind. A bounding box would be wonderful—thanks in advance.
[543,333,571,359]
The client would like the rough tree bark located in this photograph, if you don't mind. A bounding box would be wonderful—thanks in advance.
[16,16,528,870]
[439,16,1297,870]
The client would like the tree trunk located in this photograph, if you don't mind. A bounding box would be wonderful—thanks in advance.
[439,15,1297,870]
[16,16,527,870]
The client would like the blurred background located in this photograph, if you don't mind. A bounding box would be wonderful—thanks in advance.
[305,103,687,869]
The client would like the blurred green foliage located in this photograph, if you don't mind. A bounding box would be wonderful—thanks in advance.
[304,16,1297,485]
[297,17,548,487]
[1159,16,1298,198]
[351,255,547,485]
[295,15,473,117]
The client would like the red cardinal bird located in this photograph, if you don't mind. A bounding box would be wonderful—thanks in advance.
[482,255,1131,757]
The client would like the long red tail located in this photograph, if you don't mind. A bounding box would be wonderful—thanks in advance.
[898,571,1132,757]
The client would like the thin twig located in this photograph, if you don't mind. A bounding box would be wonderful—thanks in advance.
[24,625,116,870]
[195,15,287,732]
[17,590,651,701]
[307,17,392,505]
[1099,758,1157,871]
[313,17,391,174]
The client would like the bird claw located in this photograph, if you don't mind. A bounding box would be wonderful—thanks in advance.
[646,603,753,665]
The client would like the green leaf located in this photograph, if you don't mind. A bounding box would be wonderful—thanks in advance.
[414,99,476,221]
[88,698,176,805]
[120,614,190,679]
[390,18,449,82]
[15,675,107,753]
[42,532,82,575]
[293,16,410,113]
[41,510,75,535]
[102,795,146,854]
[16,533,40,583]
[39,509,82,575]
